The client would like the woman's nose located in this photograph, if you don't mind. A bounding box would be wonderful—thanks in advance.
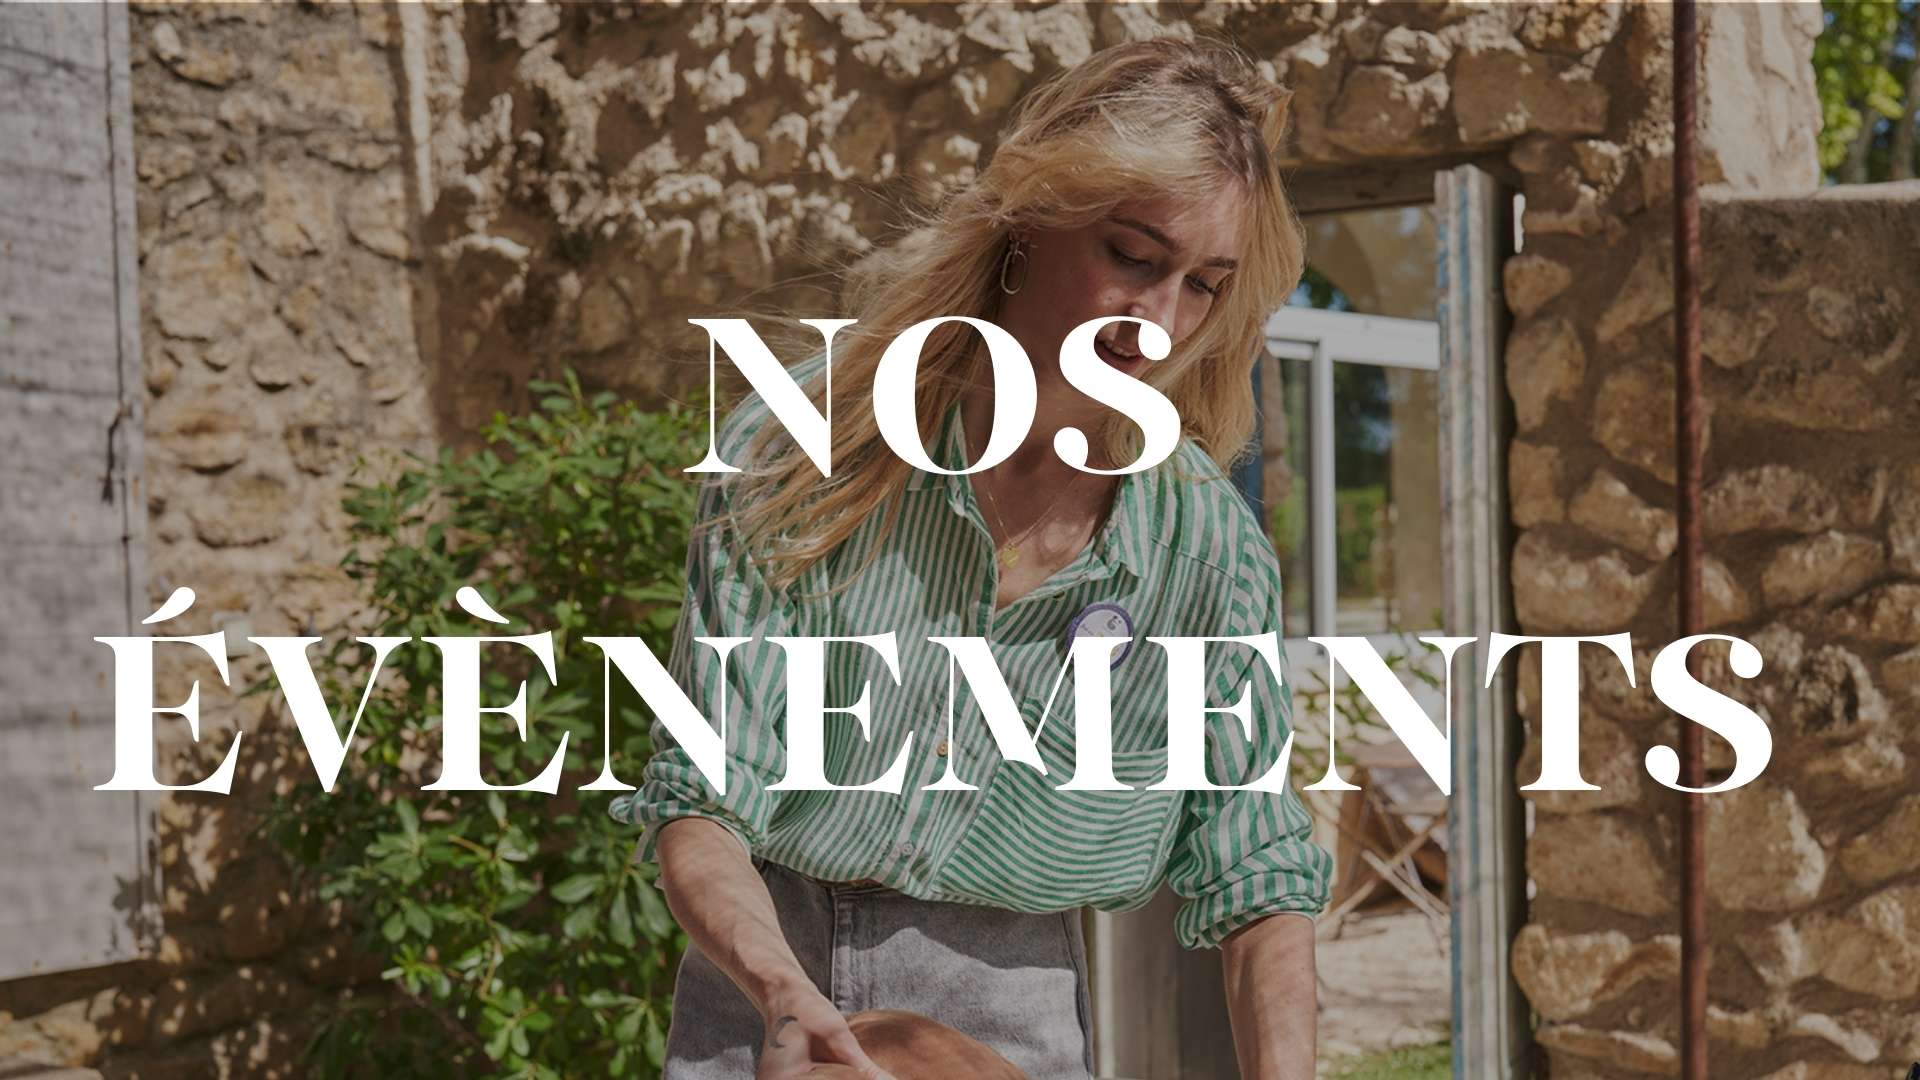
[1125,284,1181,346]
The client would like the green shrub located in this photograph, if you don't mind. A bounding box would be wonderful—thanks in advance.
[1333,483,1385,601]
[261,372,707,1078]
[1329,1041,1451,1080]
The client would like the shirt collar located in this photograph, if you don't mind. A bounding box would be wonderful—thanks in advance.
[905,401,1156,582]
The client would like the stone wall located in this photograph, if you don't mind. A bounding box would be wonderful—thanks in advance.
[403,1,1814,436]
[1509,182,1920,1078]
[1,3,426,1076]
[2,2,1876,1077]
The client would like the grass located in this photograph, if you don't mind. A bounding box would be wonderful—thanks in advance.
[1327,1041,1452,1079]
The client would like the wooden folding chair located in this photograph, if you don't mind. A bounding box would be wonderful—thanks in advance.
[1318,741,1449,946]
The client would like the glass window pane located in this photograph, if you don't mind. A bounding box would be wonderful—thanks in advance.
[1263,354,1312,639]
[1268,203,1444,638]
[1295,205,1437,320]
[1334,364,1443,634]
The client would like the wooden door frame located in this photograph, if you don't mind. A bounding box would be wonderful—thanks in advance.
[1435,163,1527,1080]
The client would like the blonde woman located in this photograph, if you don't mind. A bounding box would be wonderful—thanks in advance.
[611,37,1331,1080]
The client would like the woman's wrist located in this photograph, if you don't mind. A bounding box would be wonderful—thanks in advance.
[655,818,815,1021]
[749,964,822,1020]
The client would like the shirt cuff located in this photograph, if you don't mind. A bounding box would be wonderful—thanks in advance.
[1176,889,1326,951]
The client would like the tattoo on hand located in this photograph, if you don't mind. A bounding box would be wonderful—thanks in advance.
[768,1015,797,1049]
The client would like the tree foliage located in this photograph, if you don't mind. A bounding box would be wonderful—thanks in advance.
[1815,0,1919,181]
[260,373,708,1078]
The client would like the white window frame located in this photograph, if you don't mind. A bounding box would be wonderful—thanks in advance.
[1263,306,1443,648]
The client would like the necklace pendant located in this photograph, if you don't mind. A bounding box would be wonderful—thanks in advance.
[998,543,1020,568]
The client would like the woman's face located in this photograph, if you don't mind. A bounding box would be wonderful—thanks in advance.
[999,189,1247,404]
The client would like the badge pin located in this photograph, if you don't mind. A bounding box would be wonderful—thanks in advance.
[1066,601,1135,668]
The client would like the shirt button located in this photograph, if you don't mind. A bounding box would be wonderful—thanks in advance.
[894,841,916,858]
[936,740,950,758]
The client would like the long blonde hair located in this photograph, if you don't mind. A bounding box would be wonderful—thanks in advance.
[732,37,1305,591]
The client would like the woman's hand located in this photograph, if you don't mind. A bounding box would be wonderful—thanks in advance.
[653,820,895,1079]
[755,982,894,1080]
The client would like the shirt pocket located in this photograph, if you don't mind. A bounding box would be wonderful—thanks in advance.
[943,742,1182,910]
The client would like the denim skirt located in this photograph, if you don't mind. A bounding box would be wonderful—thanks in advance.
[661,858,1095,1078]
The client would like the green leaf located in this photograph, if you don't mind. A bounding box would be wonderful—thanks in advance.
[484,1022,512,1062]
[561,902,599,942]
[633,876,675,937]
[550,873,601,904]
[608,886,635,948]
[394,799,419,839]
[643,1009,667,1065]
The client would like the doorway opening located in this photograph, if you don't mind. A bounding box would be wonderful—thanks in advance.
[1271,203,1451,1074]
[1086,165,1521,1080]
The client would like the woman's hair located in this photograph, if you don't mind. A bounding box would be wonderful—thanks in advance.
[730,36,1305,591]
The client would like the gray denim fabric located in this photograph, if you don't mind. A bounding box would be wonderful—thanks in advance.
[663,858,1095,1079]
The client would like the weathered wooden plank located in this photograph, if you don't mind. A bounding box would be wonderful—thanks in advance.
[0,443,151,550]
[0,173,124,397]
[1,709,118,786]
[0,0,157,979]
[103,0,152,626]
[0,470,129,547]
[0,389,132,546]
[0,4,105,72]
[0,719,155,975]
[0,10,121,399]
[0,385,125,466]
[0,44,111,178]
[0,641,117,724]
[103,0,148,544]
[0,542,130,643]
[0,186,119,264]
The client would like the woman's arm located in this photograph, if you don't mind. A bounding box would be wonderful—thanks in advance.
[655,817,892,1080]
[1221,912,1317,1080]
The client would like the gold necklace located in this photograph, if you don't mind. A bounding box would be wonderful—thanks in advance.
[976,467,1086,568]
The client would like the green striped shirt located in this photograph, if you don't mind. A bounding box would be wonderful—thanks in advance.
[609,354,1331,949]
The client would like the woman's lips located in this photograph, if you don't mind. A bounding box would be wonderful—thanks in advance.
[1095,337,1144,370]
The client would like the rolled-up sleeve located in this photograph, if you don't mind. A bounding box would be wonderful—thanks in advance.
[1165,627,1332,950]
[608,470,795,866]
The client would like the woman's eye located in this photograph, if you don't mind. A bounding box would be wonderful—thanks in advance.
[1187,276,1221,297]
[1109,245,1149,269]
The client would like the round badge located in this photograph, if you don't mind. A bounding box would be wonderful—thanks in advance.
[1066,601,1135,668]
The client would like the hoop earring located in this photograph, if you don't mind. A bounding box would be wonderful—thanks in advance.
[999,242,1029,295]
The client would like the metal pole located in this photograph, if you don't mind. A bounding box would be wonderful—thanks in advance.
[1672,1,1707,1077]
